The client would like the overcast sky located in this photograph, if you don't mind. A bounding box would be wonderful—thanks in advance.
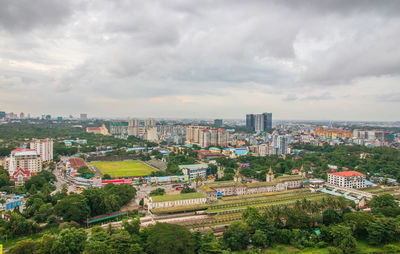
[1,0,400,120]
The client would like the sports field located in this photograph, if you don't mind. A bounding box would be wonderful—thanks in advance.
[89,160,157,177]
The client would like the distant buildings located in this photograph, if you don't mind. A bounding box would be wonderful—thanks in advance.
[214,119,223,127]
[30,138,53,162]
[314,126,352,139]
[0,111,5,119]
[110,121,129,139]
[80,113,88,121]
[86,124,110,136]
[186,126,229,147]
[327,171,365,189]
[246,113,272,132]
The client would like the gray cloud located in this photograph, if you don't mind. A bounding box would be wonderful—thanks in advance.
[0,0,82,32]
[1,0,400,120]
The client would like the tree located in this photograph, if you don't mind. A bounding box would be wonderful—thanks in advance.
[34,203,53,223]
[51,227,87,254]
[84,240,111,254]
[54,194,90,223]
[369,194,397,209]
[328,225,357,254]
[343,212,375,238]
[223,221,250,251]
[36,234,56,254]
[145,223,195,254]
[122,218,140,236]
[7,239,38,254]
[108,230,135,254]
[103,174,112,180]
[180,186,196,194]
[322,209,342,226]
[150,188,165,196]
[199,231,223,254]
[139,198,144,207]
[252,229,268,248]
[367,217,400,245]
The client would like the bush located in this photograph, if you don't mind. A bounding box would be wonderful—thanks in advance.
[317,241,328,248]
[384,244,400,253]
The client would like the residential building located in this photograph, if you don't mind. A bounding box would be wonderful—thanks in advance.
[186,126,229,147]
[327,171,366,189]
[9,168,31,185]
[178,163,208,180]
[5,148,42,176]
[86,124,110,136]
[80,113,88,121]
[110,121,129,139]
[144,118,156,127]
[30,138,53,162]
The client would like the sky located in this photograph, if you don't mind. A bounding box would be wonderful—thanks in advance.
[1,0,400,121]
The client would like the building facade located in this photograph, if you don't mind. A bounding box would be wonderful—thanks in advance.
[5,148,42,176]
[110,121,129,139]
[327,171,365,189]
[30,138,53,162]
[246,112,272,132]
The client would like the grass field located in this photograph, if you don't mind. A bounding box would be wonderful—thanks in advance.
[89,160,157,177]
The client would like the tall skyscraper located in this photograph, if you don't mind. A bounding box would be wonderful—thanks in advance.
[0,111,5,119]
[246,114,255,130]
[246,112,272,132]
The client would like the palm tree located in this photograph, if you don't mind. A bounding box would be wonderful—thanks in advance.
[194,174,204,189]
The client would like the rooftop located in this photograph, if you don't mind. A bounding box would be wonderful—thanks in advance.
[151,192,206,202]
[178,163,209,170]
[329,171,364,177]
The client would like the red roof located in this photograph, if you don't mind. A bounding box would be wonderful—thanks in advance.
[329,171,364,177]
[11,148,36,153]
[69,157,86,170]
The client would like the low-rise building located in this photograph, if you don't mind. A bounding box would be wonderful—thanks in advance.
[148,192,207,209]
[327,171,365,189]
[86,124,110,136]
[178,163,208,180]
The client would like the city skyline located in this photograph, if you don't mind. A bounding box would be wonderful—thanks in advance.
[1,1,400,121]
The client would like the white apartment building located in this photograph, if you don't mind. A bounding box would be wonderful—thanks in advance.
[30,138,53,162]
[327,171,366,189]
[5,148,42,175]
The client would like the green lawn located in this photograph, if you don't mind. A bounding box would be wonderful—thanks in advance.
[89,160,157,177]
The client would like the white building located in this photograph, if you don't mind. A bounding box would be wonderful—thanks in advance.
[30,138,53,162]
[327,171,366,189]
[5,148,42,176]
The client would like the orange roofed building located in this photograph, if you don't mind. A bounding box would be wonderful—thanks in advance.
[313,126,353,139]
[328,171,365,189]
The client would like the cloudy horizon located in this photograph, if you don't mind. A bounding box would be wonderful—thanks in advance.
[1,0,400,121]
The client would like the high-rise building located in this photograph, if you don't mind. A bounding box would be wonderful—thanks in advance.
[144,118,156,127]
[214,119,223,127]
[19,112,25,119]
[80,113,88,121]
[186,126,229,147]
[246,112,272,132]
[30,138,54,162]
[246,114,255,130]
[110,121,129,139]
[45,115,51,120]
[0,111,5,119]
